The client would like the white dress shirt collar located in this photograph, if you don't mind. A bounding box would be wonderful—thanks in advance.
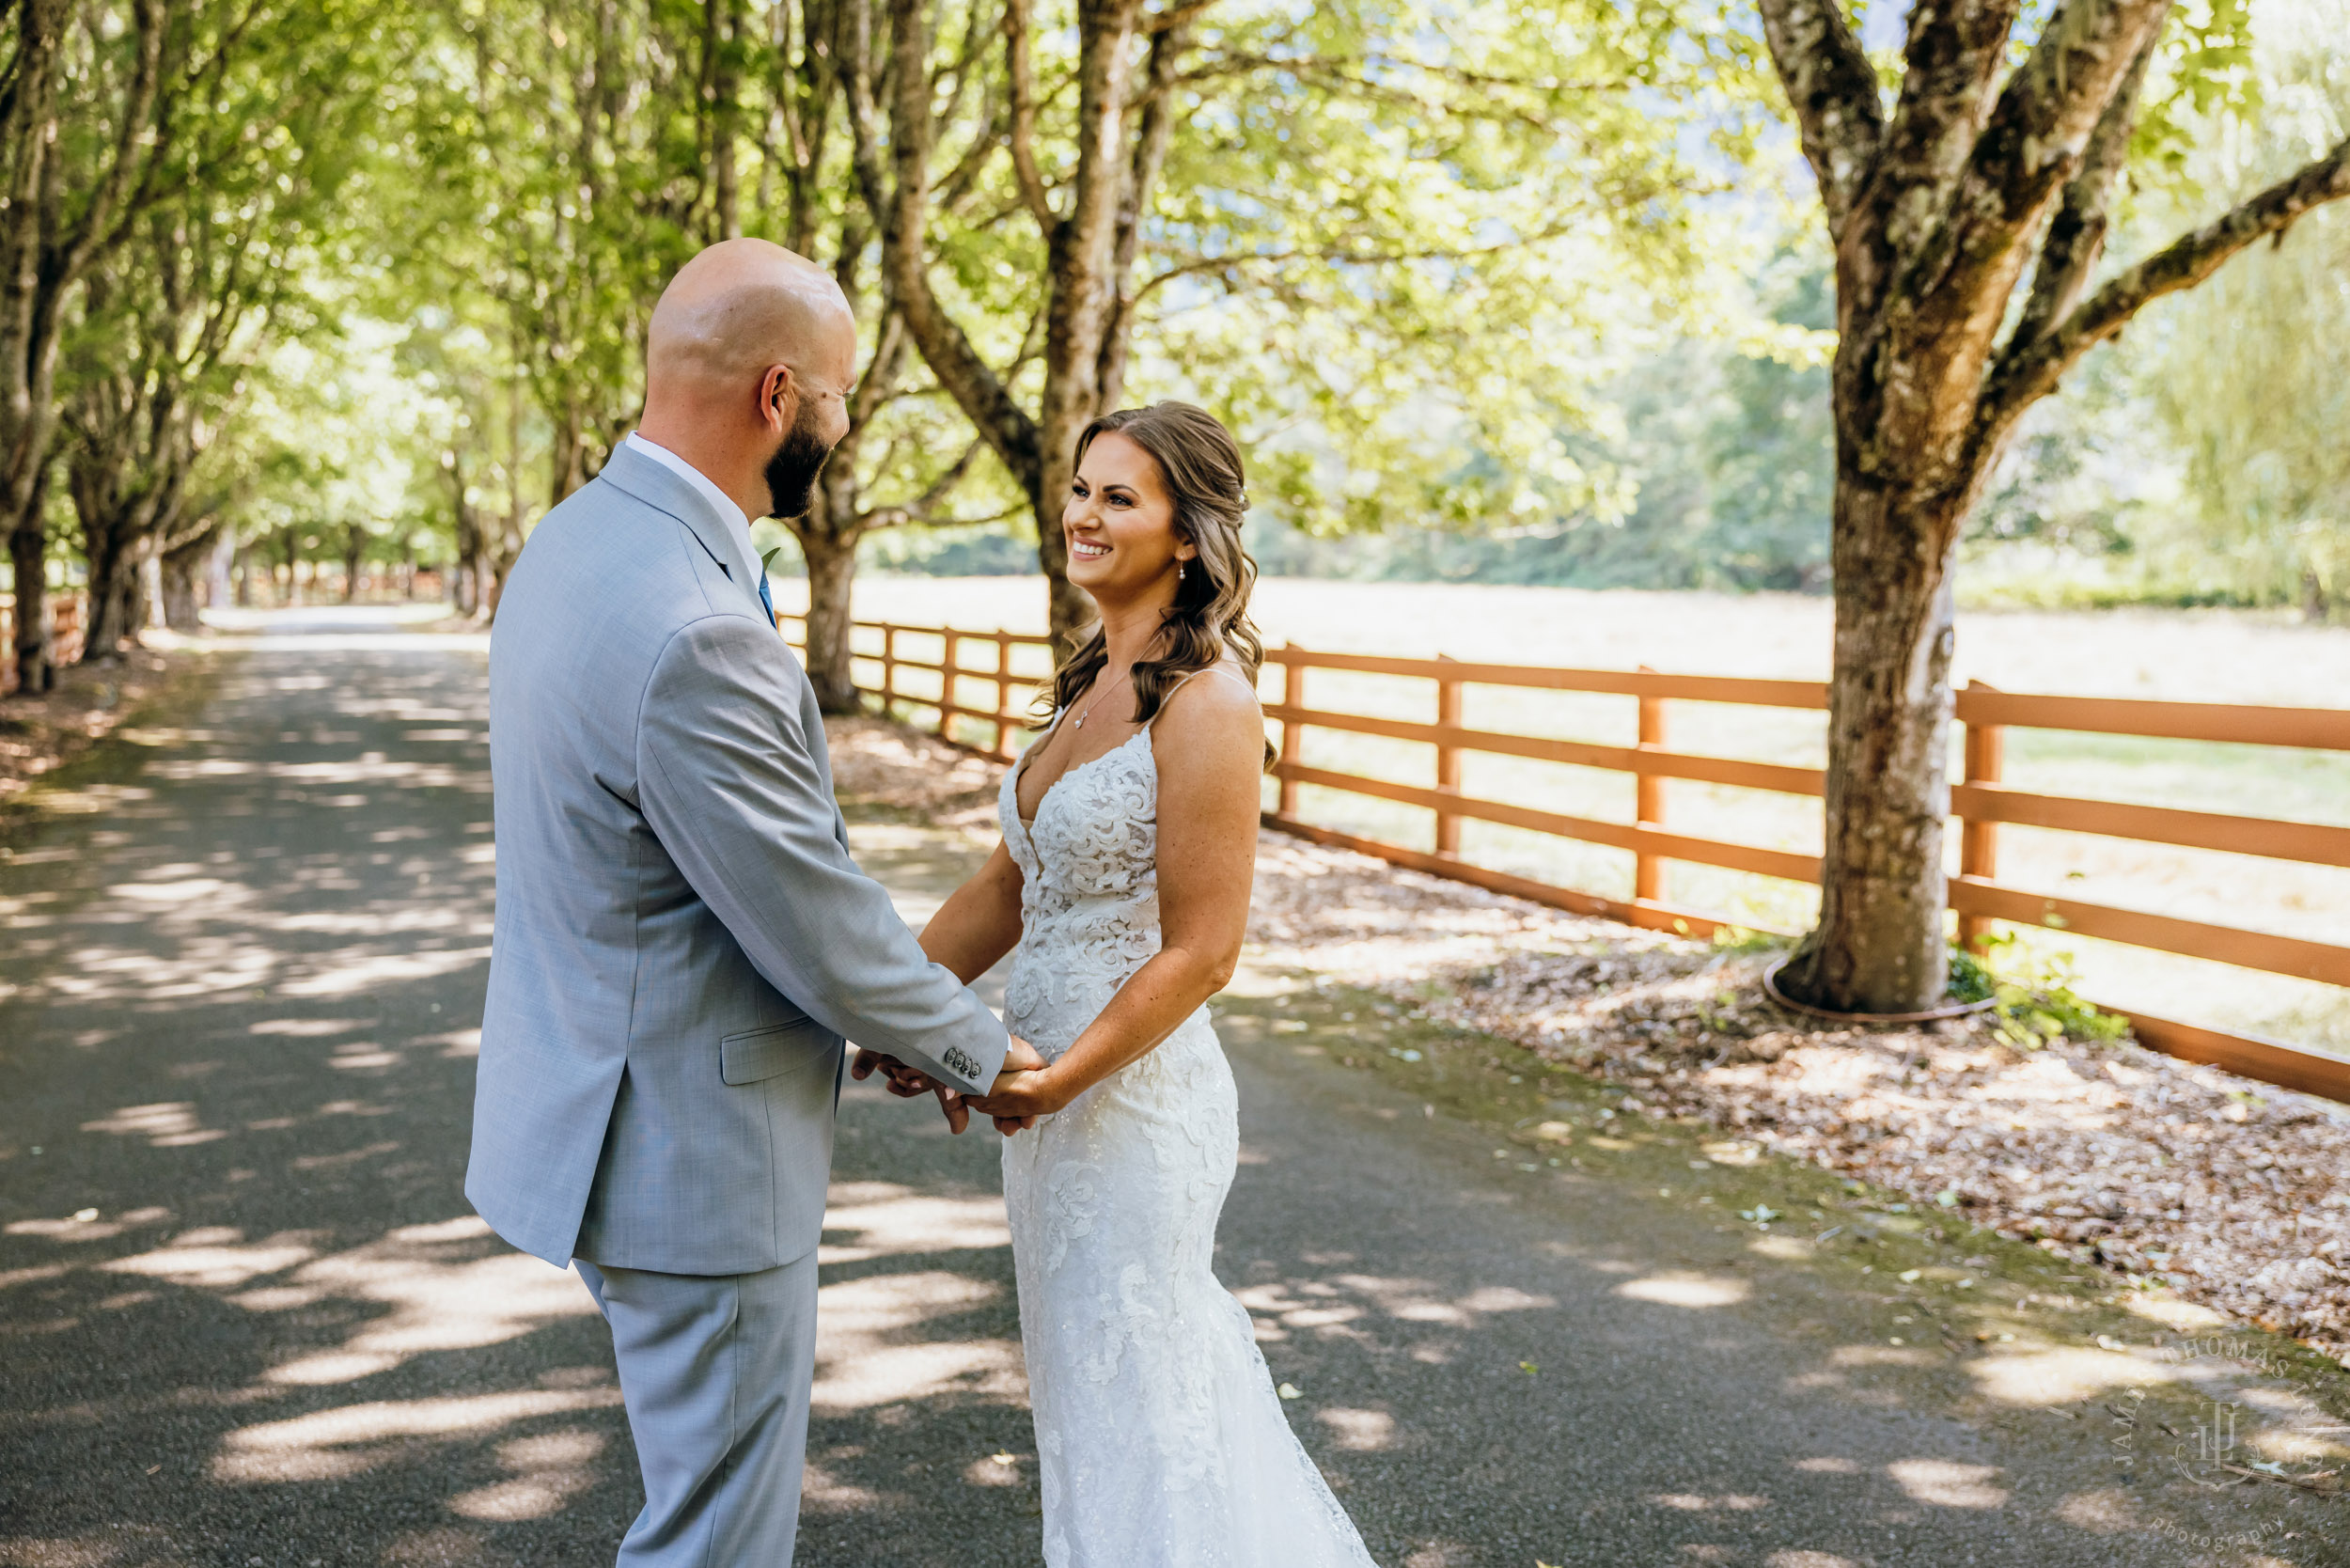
[623,432,757,568]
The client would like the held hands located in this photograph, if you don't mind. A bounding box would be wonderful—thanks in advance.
[959,1053,1066,1133]
[850,1038,1056,1137]
[967,1037,1057,1135]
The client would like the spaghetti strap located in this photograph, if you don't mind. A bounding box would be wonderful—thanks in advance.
[1143,664,1257,728]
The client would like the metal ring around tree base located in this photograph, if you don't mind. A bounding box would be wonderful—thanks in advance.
[1761,957,1998,1027]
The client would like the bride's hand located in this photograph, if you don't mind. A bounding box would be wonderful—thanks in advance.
[964,1065,1066,1129]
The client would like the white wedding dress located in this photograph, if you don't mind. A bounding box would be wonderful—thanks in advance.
[996,675,1380,1568]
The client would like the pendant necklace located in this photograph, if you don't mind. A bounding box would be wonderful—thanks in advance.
[1072,666,1134,731]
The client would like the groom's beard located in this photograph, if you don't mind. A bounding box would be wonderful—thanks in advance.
[762,400,835,521]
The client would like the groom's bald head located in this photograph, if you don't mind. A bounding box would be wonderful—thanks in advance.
[638,240,856,521]
[648,240,854,393]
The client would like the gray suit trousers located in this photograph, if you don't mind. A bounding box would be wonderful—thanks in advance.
[577,1256,819,1567]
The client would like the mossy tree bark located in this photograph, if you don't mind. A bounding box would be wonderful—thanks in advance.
[1759,0,2350,1011]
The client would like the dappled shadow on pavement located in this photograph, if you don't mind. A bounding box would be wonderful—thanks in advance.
[0,639,634,1566]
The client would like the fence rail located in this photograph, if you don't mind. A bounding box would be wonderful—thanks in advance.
[787,612,2350,1105]
[0,593,88,695]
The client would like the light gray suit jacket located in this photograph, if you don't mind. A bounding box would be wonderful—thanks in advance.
[467,445,1009,1275]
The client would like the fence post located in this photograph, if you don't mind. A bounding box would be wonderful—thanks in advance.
[1958,679,2003,952]
[940,630,960,743]
[880,624,898,717]
[995,630,1014,759]
[1434,653,1462,856]
[1635,666,1667,904]
[1277,645,1301,819]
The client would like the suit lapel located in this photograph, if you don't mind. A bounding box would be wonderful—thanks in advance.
[599,445,765,615]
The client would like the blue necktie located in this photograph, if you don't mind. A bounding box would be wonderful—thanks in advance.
[758,571,776,631]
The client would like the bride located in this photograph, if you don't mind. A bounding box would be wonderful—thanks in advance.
[908,402,1380,1566]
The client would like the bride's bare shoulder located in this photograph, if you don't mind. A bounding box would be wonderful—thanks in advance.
[1162,661,1261,718]
[1149,661,1262,760]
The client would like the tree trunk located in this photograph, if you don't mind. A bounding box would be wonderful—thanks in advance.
[494,371,529,619]
[448,480,488,619]
[550,410,593,506]
[161,528,216,631]
[162,558,200,630]
[342,525,366,603]
[1038,502,1094,648]
[798,525,863,713]
[137,548,163,634]
[9,511,53,694]
[203,528,234,614]
[1779,480,1965,1013]
[704,0,742,242]
[81,525,149,659]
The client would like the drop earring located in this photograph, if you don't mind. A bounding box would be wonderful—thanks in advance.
[1177,561,1187,584]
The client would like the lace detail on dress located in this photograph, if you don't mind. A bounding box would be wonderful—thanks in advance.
[1001,728,1172,1058]
[995,713,1381,1568]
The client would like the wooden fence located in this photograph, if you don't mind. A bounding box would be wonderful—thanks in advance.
[786,613,2350,1105]
[0,593,88,695]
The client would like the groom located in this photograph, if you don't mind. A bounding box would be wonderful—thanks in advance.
[469,238,1041,1564]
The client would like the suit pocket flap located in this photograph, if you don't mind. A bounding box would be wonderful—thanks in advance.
[720,1019,833,1086]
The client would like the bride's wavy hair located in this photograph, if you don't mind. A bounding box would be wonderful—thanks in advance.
[1042,402,1272,767]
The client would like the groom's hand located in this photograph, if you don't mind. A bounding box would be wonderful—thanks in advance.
[850,1047,940,1099]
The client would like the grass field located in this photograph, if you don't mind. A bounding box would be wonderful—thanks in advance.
[776,574,2350,1056]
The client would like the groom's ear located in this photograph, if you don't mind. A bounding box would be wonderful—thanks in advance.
[756,365,794,432]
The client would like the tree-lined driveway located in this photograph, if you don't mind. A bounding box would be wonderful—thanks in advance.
[1,614,2338,1567]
